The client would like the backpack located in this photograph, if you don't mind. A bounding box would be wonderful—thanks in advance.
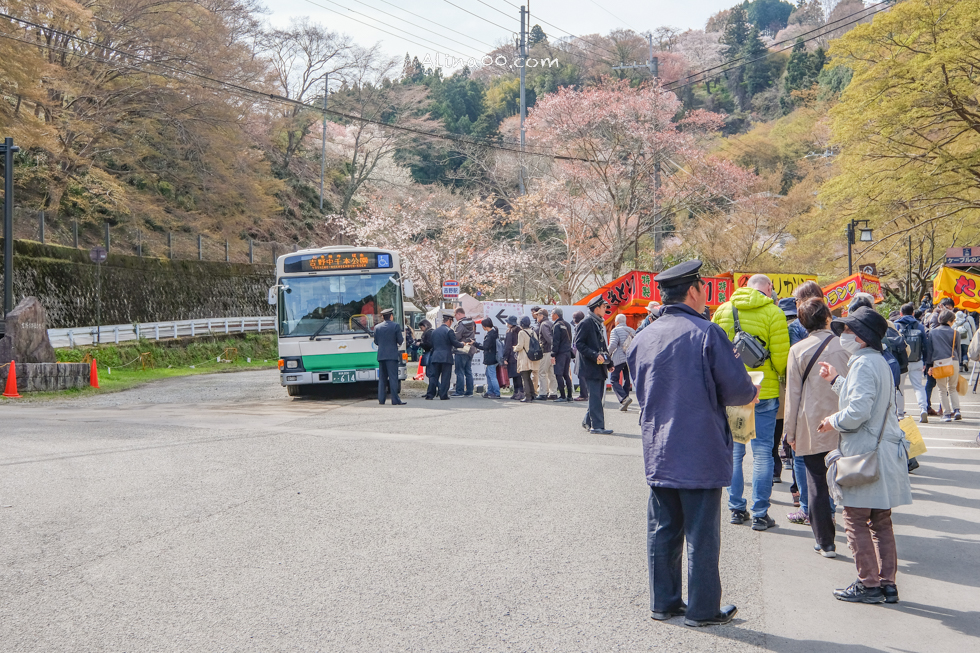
[731,305,770,369]
[883,327,908,374]
[899,322,923,363]
[525,329,544,361]
[495,335,504,363]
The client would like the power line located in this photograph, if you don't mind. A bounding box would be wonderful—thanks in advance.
[438,0,515,33]
[0,18,602,163]
[370,0,498,50]
[296,0,481,61]
[585,0,631,29]
[472,0,519,22]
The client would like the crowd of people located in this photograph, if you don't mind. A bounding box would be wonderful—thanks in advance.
[381,264,980,622]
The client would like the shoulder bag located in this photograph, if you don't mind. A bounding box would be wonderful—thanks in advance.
[930,334,956,379]
[731,305,770,369]
[800,336,834,387]
[834,392,892,488]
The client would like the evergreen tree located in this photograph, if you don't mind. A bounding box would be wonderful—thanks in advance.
[721,5,751,110]
[529,24,547,46]
[784,38,811,93]
[741,27,773,102]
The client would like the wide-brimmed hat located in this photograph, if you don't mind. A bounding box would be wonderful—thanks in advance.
[831,306,887,351]
[777,297,797,318]
[506,315,518,326]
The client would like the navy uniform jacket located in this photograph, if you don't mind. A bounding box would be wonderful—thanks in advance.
[627,303,756,489]
[575,313,610,379]
[430,325,464,364]
[373,319,404,361]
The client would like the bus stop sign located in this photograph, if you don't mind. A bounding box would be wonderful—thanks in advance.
[89,246,107,264]
[442,280,459,299]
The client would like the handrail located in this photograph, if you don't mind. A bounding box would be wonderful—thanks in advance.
[47,316,277,348]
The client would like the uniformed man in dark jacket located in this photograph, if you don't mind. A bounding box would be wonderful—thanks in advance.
[374,307,405,405]
[575,295,613,434]
[426,313,465,400]
[551,308,574,402]
[627,260,758,627]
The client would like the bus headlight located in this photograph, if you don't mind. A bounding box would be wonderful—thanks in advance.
[280,357,305,372]
[286,360,298,369]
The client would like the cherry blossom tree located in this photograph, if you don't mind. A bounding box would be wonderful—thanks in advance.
[525,78,755,277]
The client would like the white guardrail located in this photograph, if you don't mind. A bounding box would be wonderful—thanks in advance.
[47,317,276,348]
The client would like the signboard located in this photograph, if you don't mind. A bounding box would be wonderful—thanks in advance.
[734,272,818,298]
[858,263,878,277]
[442,279,459,299]
[823,273,884,312]
[89,246,107,264]
[577,271,734,311]
[944,246,980,268]
[282,251,392,273]
[933,267,980,311]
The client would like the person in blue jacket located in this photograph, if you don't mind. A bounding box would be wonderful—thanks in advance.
[627,259,759,628]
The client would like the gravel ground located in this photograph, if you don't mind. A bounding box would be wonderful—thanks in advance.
[1,369,978,652]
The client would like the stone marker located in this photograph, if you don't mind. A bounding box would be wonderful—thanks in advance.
[0,297,57,364]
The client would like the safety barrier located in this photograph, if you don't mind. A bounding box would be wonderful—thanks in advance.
[47,317,276,348]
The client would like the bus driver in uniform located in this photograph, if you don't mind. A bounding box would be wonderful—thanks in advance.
[374,307,406,405]
[627,259,759,627]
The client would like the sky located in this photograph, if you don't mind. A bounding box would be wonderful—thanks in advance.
[266,0,740,69]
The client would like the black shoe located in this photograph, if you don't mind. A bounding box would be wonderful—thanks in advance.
[547,394,558,400]
[651,603,687,621]
[908,457,920,472]
[620,396,632,411]
[834,581,885,604]
[590,428,613,434]
[730,509,750,525]
[521,396,535,403]
[424,395,434,400]
[684,605,737,627]
[582,418,590,430]
[881,585,899,604]
[752,514,776,531]
[393,401,408,405]
[440,396,451,400]
[536,394,547,400]
[772,474,782,484]
[813,544,837,558]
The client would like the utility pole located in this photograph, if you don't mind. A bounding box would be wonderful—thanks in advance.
[518,5,528,304]
[612,32,659,77]
[2,137,20,317]
[320,73,328,212]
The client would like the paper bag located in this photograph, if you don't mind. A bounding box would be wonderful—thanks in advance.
[899,416,927,459]
[956,373,968,396]
[728,372,765,445]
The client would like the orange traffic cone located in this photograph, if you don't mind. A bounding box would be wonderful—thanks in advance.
[3,361,21,398]
[413,356,425,381]
[90,358,100,389]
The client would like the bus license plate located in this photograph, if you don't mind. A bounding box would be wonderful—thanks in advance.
[332,370,356,383]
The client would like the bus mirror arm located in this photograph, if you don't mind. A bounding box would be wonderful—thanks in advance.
[267,284,289,305]
[403,279,415,298]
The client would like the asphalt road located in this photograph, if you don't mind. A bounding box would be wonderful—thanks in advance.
[1,371,978,652]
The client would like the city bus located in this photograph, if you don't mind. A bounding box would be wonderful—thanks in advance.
[269,246,414,396]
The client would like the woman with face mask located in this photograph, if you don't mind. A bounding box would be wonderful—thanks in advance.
[816,307,913,605]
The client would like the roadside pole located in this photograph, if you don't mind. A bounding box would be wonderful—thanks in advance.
[2,137,20,319]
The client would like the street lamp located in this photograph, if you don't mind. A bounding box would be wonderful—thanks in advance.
[846,219,873,276]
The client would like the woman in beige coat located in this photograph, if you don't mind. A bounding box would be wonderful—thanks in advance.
[783,298,852,557]
[514,316,536,403]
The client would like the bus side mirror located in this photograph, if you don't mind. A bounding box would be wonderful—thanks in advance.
[267,286,277,305]
[403,279,415,298]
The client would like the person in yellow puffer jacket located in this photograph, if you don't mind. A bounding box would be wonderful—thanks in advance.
[711,274,791,531]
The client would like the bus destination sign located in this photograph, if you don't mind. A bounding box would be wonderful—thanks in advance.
[283,251,393,273]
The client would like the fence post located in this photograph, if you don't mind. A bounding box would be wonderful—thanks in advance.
[272,244,277,265]
[155,324,159,340]
[169,232,173,259]
[198,234,203,260]
[104,221,110,252]
[225,239,229,263]
[249,238,253,264]
[190,321,195,337]
[39,211,44,244]
[73,220,78,248]
[137,229,142,258]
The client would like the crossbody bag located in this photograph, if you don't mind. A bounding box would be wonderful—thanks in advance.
[833,391,893,488]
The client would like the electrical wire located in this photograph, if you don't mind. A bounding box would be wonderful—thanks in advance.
[0,20,601,163]
[296,0,482,61]
[472,0,519,22]
[438,0,515,33]
[370,0,499,50]
[585,0,631,29]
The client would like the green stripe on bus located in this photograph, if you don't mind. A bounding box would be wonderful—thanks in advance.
[301,352,379,372]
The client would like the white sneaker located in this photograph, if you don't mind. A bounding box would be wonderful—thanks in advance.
[919,411,928,424]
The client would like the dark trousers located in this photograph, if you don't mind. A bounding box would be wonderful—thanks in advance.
[648,487,723,621]
[554,352,572,398]
[773,418,784,478]
[426,362,453,399]
[519,370,534,398]
[582,376,605,429]
[454,353,474,395]
[611,362,631,402]
[926,374,936,407]
[802,453,835,549]
[377,360,401,404]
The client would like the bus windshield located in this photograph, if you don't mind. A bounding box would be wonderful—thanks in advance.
[278,272,402,337]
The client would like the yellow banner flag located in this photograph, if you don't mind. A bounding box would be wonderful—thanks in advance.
[933,267,980,312]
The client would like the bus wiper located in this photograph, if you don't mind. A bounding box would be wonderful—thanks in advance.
[309,316,334,341]
[309,312,371,340]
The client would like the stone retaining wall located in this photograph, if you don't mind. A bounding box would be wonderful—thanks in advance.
[1,362,91,393]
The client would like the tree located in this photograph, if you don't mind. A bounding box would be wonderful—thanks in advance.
[529,24,547,47]
[526,79,756,278]
[821,0,980,282]
[721,5,752,109]
[746,0,796,33]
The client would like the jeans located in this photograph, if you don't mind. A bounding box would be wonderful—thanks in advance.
[485,363,500,396]
[907,361,927,412]
[454,353,474,395]
[728,397,779,518]
[648,487,723,621]
[791,452,809,514]
[611,362,631,402]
